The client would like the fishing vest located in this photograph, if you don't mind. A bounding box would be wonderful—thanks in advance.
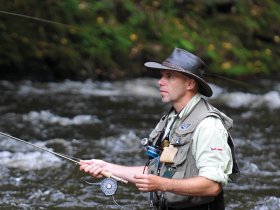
[147,98,239,209]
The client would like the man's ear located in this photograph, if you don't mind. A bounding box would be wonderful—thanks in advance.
[185,78,196,90]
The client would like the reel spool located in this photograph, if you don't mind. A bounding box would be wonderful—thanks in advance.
[100,178,118,196]
[85,177,118,196]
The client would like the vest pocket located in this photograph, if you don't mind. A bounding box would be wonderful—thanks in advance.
[171,126,194,146]
[172,142,191,169]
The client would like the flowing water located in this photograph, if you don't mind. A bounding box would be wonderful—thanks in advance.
[0,78,279,210]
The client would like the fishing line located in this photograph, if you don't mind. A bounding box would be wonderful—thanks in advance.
[0,10,261,92]
[86,179,141,209]
[0,131,132,208]
[205,72,261,90]
[0,10,74,28]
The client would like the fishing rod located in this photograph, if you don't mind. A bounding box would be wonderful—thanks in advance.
[0,131,80,163]
[0,131,128,184]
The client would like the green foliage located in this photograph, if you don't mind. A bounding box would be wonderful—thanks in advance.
[0,0,279,80]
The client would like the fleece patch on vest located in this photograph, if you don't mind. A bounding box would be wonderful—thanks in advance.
[178,123,192,131]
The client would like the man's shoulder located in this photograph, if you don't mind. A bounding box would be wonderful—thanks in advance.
[198,116,226,130]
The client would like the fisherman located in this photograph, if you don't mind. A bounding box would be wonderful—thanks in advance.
[79,48,239,210]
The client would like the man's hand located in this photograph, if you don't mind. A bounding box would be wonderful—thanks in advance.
[134,174,167,192]
[79,159,107,179]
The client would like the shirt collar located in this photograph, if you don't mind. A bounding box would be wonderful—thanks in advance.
[168,93,202,120]
[178,93,202,118]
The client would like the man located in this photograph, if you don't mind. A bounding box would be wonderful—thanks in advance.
[79,48,239,210]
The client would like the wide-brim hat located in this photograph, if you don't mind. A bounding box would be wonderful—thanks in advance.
[144,48,213,97]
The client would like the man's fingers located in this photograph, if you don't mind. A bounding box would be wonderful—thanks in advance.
[79,159,96,164]
[83,164,95,173]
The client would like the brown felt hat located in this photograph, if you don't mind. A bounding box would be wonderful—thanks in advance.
[144,48,212,97]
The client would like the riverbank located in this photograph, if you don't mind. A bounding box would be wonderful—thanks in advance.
[0,1,279,81]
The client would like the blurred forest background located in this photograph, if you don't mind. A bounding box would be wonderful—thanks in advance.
[0,0,279,81]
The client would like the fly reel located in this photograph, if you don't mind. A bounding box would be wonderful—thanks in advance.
[100,178,118,196]
[84,178,118,196]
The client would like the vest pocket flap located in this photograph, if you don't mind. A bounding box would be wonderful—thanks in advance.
[172,143,190,166]
[171,125,194,146]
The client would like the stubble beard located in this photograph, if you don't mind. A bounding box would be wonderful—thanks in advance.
[161,94,171,103]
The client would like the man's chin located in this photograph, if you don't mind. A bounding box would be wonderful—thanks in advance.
[161,97,170,103]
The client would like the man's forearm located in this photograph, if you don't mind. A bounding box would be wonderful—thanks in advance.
[105,163,145,183]
[134,174,221,197]
[163,176,221,197]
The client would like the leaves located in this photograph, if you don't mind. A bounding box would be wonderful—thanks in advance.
[0,0,279,80]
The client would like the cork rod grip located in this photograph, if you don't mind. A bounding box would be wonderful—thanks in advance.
[101,171,128,184]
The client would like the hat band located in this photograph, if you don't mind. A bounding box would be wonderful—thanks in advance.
[162,61,186,72]
[162,60,205,78]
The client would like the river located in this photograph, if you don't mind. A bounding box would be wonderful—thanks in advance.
[0,78,279,210]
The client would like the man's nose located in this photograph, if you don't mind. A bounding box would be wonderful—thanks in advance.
[158,77,165,86]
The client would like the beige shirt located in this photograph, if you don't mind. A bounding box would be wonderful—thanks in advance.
[165,93,233,185]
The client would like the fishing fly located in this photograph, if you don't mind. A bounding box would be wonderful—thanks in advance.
[0,131,127,198]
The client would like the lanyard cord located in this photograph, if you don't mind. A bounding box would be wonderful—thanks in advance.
[155,108,181,148]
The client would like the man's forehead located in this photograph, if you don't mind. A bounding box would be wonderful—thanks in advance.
[160,70,190,78]
[160,70,176,74]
